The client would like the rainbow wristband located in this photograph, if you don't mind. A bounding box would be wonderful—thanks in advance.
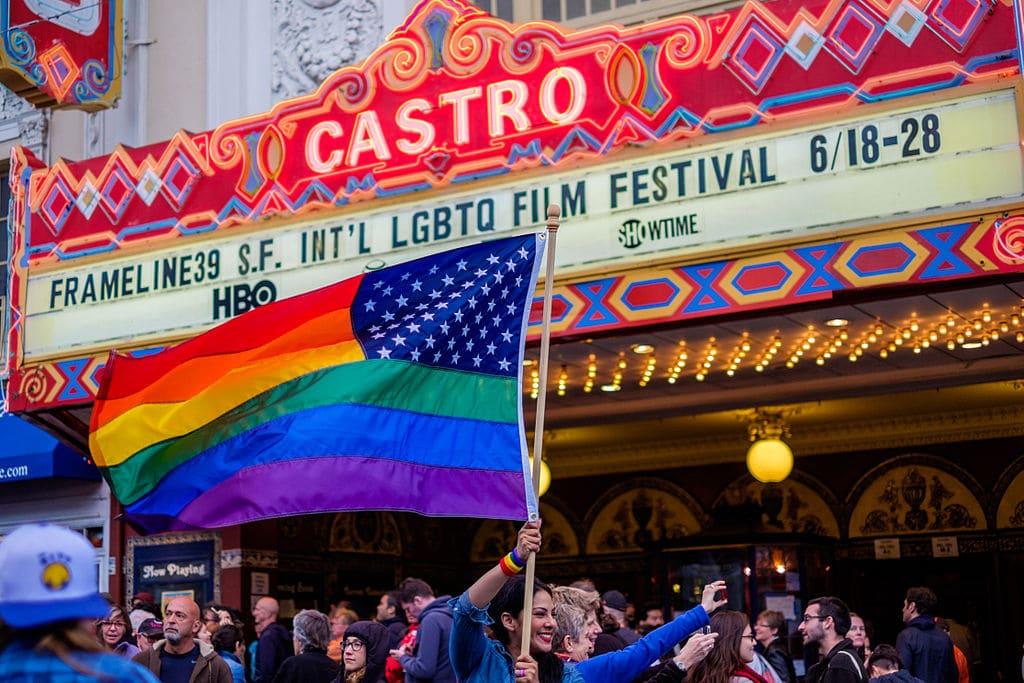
[499,551,525,577]
[511,547,525,566]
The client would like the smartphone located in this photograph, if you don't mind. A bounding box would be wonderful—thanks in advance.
[702,625,712,634]
[716,587,728,602]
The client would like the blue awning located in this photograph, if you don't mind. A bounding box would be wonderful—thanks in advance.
[0,413,101,484]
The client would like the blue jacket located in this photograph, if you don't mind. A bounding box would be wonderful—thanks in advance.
[0,639,159,682]
[575,605,710,682]
[895,617,957,683]
[401,595,457,683]
[219,650,247,683]
[449,591,585,683]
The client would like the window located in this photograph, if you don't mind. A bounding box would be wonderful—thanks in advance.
[542,0,674,24]
[470,0,721,28]
[470,0,515,22]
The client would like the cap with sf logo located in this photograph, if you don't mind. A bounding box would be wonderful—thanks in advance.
[0,523,111,628]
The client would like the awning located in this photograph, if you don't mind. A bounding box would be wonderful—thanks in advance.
[0,413,101,484]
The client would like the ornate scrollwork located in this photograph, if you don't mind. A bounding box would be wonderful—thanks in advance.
[21,366,48,403]
[993,216,1024,263]
[663,18,709,70]
[73,59,113,101]
[6,28,36,66]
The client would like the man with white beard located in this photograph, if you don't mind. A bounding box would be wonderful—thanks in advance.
[133,596,231,682]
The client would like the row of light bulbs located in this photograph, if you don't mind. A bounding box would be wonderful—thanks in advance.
[524,302,1024,396]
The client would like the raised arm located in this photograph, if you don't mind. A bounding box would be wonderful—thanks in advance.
[449,521,543,682]
[467,521,541,608]
[575,580,728,682]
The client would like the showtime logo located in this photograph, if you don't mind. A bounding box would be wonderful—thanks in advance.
[617,214,700,250]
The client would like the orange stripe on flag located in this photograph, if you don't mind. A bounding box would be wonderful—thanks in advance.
[90,338,366,468]
[93,306,358,431]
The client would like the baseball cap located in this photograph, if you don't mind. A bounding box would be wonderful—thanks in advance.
[601,590,629,612]
[138,617,164,638]
[130,608,157,633]
[0,523,111,629]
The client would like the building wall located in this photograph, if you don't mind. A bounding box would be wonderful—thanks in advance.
[148,0,209,142]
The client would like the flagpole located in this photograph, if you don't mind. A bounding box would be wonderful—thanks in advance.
[521,204,560,658]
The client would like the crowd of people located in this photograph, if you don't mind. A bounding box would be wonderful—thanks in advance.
[0,522,989,682]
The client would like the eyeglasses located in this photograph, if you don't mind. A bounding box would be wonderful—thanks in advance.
[342,639,365,651]
[740,633,756,640]
[99,621,127,628]
[802,614,828,623]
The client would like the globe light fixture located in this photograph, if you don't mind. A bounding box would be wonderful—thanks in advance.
[529,457,552,496]
[746,410,794,483]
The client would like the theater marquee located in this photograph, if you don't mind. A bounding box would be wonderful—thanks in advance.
[20,89,1024,359]
[6,0,1024,409]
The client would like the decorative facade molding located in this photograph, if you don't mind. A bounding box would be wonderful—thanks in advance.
[327,511,402,555]
[714,473,841,538]
[219,548,280,569]
[0,86,45,157]
[549,405,1024,478]
[846,457,985,537]
[220,548,242,569]
[271,0,382,101]
[843,532,1001,559]
[275,554,331,573]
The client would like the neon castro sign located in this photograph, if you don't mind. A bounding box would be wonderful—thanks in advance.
[305,68,587,172]
[13,0,1017,259]
[24,88,1022,360]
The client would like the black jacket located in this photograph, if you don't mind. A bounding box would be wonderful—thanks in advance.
[380,616,407,650]
[805,639,868,683]
[255,623,294,683]
[273,650,339,683]
[342,620,390,683]
[895,617,957,683]
[763,639,797,683]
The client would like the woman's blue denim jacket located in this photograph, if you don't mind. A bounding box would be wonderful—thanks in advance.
[449,591,585,683]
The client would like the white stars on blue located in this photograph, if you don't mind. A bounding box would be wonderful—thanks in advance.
[351,236,540,376]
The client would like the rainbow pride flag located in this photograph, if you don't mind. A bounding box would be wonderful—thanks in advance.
[89,234,544,533]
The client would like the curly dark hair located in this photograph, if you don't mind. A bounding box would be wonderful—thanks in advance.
[488,575,564,683]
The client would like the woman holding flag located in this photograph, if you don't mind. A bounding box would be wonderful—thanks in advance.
[449,521,582,683]
[450,521,728,683]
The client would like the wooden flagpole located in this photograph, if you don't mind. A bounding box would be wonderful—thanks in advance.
[521,204,560,657]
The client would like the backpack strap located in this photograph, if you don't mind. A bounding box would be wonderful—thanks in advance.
[828,649,866,679]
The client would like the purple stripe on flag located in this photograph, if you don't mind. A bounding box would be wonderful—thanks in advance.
[130,457,532,533]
